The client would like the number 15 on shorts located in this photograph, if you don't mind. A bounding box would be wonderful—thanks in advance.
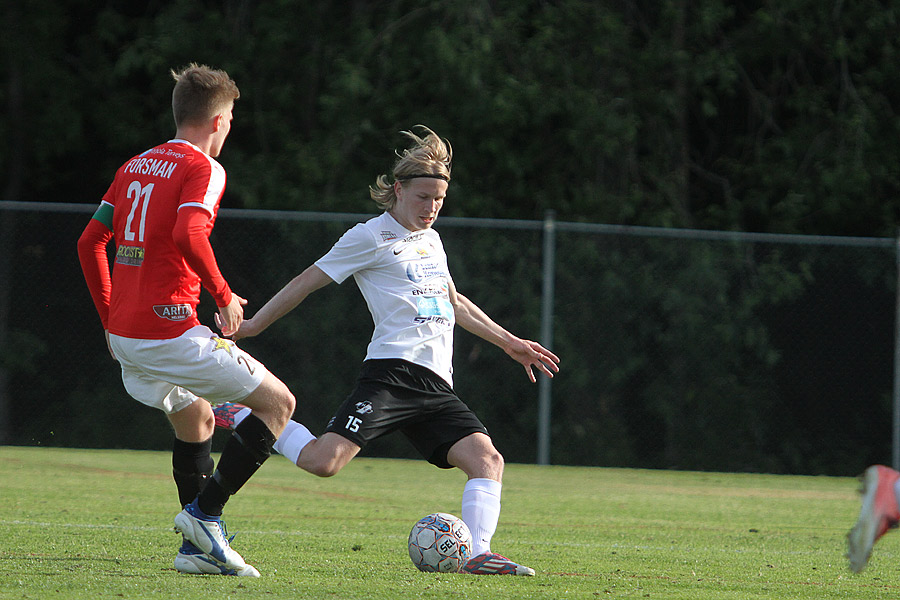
[345,416,362,432]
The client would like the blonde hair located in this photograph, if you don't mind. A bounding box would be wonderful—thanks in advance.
[170,63,240,128]
[369,125,452,211]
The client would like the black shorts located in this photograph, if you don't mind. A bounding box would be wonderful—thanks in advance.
[324,359,489,468]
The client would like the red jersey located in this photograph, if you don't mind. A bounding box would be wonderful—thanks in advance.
[79,139,232,339]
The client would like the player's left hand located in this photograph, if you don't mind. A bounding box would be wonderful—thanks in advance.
[504,338,560,383]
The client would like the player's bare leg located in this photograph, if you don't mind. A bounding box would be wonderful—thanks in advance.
[447,432,503,482]
[295,432,360,477]
[168,398,215,443]
[236,372,295,437]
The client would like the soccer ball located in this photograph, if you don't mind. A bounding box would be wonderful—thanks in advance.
[408,513,472,573]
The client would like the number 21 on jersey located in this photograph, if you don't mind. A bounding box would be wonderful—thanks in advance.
[124,181,154,242]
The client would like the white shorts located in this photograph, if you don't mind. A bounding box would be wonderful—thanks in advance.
[109,325,269,414]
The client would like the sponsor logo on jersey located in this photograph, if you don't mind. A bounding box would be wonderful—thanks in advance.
[413,315,452,326]
[210,336,235,356]
[414,295,454,327]
[152,304,193,321]
[380,230,398,241]
[412,280,449,297]
[406,261,447,283]
[395,245,431,257]
[145,147,186,159]
[115,245,144,266]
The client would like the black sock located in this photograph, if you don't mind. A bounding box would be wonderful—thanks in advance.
[172,437,214,508]
[197,413,276,516]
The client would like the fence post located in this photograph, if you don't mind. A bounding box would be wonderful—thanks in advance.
[0,213,12,445]
[537,210,556,465]
[894,229,900,470]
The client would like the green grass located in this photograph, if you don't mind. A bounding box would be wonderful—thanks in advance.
[0,446,896,599]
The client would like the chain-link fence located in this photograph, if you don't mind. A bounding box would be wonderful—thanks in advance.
[1,202,895,476]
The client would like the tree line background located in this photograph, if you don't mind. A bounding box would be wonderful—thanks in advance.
[2,0,899,475]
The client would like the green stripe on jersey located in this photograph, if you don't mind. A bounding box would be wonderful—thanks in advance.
[92,203,114,229]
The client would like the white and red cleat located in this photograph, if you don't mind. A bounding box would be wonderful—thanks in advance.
[848,465,900,573]
[460,551,535,576]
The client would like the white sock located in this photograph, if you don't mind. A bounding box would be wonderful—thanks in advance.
[273,420,317,465]
[461,478,502,557]
[232,406,251,427]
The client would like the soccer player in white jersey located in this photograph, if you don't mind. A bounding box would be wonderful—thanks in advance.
[216,125,560,575]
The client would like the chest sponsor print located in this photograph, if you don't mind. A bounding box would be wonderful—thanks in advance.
[406,261,447,283]
[415,296,453,325]
[115,245,145,266]
[153,304,193,321]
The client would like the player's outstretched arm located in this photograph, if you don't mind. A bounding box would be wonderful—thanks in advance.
[234,265,334,341]
[450,285,560,383]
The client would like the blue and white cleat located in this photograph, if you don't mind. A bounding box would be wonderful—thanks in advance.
[174,538,260,577]
[213,402,247,430]
[174,500,249,572]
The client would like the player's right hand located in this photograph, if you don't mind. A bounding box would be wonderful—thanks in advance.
[216,293,247,337]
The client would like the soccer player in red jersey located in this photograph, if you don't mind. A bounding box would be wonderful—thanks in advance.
[77,64,294,577]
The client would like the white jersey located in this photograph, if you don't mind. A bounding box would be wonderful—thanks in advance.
[315,212,456,385]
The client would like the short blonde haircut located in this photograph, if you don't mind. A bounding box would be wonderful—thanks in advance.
[170,63,240,128]
[370,126,452,211]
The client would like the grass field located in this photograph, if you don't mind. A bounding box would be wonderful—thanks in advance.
[0,446,897,599]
